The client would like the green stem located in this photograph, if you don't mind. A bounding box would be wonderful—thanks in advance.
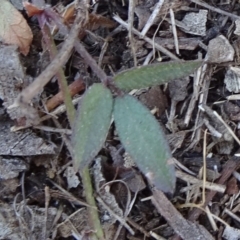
[41,25,75,126]
[39,13,104,239]
[81,167,105,240]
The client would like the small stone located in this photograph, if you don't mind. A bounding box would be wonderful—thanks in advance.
[205,35,235,63]
[224,66,240,93]
[180,10,208,36]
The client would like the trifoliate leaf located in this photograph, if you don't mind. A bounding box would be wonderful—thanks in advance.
[114,94,175,193]
[114,60,202,91]
[72,84,113,171]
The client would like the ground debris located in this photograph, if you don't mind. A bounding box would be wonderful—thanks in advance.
[224,66,240,93]
[57,208,90,238]
[3,0,240,239]
[180,10,208,36]
[0,157,28,179]
[0,120,55,156]
[205,35,235,63]
[93,157,123,225]
[0,203,58,240]
[0,45,39,125]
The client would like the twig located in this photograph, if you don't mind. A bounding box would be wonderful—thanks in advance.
[96,196,135,235]
[48,179,93,208]
[9,6,86,108]
[151,189,214,240]
[143,50,154,65]
[40,97,82,122]
[184,63,204,126]
[213,111,240,146]
[176,170,226,193]
[169,8,179,55]
[43,186,51,239]
[74,41,108,83]
[126,217,150,237]
[45,78,85,112]
[140,0,165,37]
[188,156,240,221]
[150,231,167,240]
[205,206,218,231]
[227,94,240,100]
[52,118,74,156]
[128,0,137,66]
[33,125,72,134]
[190,0,240,20]
[113,15,180,60]
[39,23,76,125]
[223,208,240,224]
[202,129,208,204]
[98,40,109,68]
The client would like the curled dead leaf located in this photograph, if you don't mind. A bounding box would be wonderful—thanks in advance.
[23,2,44,17]
[0,0,33,55]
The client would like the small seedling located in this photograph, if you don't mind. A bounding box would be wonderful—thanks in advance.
[72,60,202,193]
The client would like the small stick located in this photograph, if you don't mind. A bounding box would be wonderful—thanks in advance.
[213,111,240,146]
[96,196,135,235]
[140,0,165,37]
[74,41,108,83]
[202,129,208,204]
[223,208,240,224]
[191,0,240,20]
[43,186,51,239]
[188,156,240,221]
[176,170,226,193]
[113,15,180,60]
[33,125,72,135]
[128,0,137,67]
[227,94,240,100]
[169,8,179,55]
[40,97,82,122]
[151,189,214,240]
[205,206,218,231]
[46,78,85,112]
[126,217,150,237]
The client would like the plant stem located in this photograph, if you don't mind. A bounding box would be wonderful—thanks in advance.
[81,166,105,240]
[74,41,108,84]
[39,23,76,126]
[36,2,105,238]
[12,5,84,108]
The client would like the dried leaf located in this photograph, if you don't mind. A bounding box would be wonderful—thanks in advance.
[58,2,115,29]
[87,13,116,31]
[0,0,33,55]
[23,2,44,17]
[114,94,176,193]
[114,60,202,91]
[72,84,113,171]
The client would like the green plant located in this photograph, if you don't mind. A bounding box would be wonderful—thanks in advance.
[72,60,202,193]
